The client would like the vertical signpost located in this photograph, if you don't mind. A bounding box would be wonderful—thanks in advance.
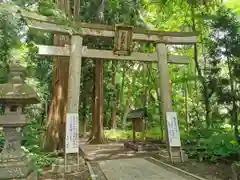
[65,113,79,154]
[166,112,184,162]
[65,113,79,172]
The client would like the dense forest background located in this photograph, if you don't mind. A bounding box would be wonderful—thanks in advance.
[1,0,240,175]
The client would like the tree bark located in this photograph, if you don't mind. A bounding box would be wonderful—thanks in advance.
[119,66,126,117]
[122,64,141,129]
[43,0,77,151]
[82,95,87,137]
[143,63,149,106]
[88,0,106,143]
[190,4,211,127]
[226,55,240,143]
[43,33,69,151]
[147,64,164,139]
[184,80,189,132]
[96,59,105,143]
[110,60,117,129]
[89,60,105,144]
[88,63,97,142]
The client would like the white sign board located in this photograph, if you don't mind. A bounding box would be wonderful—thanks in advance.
[65,113,79,154]
[166,112,181,147]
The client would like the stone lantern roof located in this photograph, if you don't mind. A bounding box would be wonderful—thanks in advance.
[0,63,40,104]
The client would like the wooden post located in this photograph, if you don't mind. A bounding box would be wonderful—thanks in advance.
[65,34,83,172]
[132,120,136,143]
[67,35,83,113]
[156,43,173,162]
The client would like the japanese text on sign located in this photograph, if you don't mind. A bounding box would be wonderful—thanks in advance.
[166,112,181,147]
[65,113,79,154]
[119,30,128,51]
[113,25,133,56]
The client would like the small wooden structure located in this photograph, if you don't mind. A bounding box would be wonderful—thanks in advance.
[127,107,148,143]
[124,108,166,151]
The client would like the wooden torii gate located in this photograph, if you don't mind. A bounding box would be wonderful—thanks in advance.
[16,7,197,167]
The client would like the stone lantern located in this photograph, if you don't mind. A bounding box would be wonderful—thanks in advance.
[0,63,39,179]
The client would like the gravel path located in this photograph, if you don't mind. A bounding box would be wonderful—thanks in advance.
[97,158,191,180]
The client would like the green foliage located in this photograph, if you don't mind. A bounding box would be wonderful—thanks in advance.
[0,8,23,83]
[0,5,55,174]
[23,120,56,175]
[186,132,240,162]
[104,128,161,141]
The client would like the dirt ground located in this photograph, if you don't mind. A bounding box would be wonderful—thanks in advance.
[164,160,232,180]
[38,165,90,180]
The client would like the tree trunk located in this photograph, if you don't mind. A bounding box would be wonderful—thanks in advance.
[143,63,149,106]
[184,80,189,132]
[96,59,105,143]
[111,60,117,129]
[190,5,211,127]
[147,64,164,139]
[122,64,140,129]
[80,59,88,137]
[82,96,87,137]
[88,0,106,144]
[119,66,126,119]
[89,60,105,144]
[43,0,71,152]
[43,34,69,151]
[88,63,97,142]
[226,56,240,143]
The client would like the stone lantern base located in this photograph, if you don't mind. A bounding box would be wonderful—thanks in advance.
[0,155,37,180]
[0,127,37,180]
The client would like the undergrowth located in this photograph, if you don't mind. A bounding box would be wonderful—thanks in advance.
[0,121,239,174]
[22,120,57,175]
[105,126,240,163]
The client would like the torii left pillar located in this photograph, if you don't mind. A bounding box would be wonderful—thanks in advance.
[65,35,83,172]
[53,34,84,173]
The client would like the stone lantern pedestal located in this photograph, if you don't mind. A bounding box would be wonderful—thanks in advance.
[0,64,39,179]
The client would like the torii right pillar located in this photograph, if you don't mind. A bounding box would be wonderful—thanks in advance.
[156,42,187,162]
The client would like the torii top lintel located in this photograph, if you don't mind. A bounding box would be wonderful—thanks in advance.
[19,9,198,45]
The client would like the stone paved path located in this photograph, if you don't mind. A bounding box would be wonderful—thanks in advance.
[97,158,190,180]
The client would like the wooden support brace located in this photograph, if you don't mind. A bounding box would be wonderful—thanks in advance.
[132,120,136,143]
[37,45,190,64]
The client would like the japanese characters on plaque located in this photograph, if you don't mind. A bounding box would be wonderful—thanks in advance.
[65,113,79,154]
[166,112,181,147]
[113,25,133,56]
